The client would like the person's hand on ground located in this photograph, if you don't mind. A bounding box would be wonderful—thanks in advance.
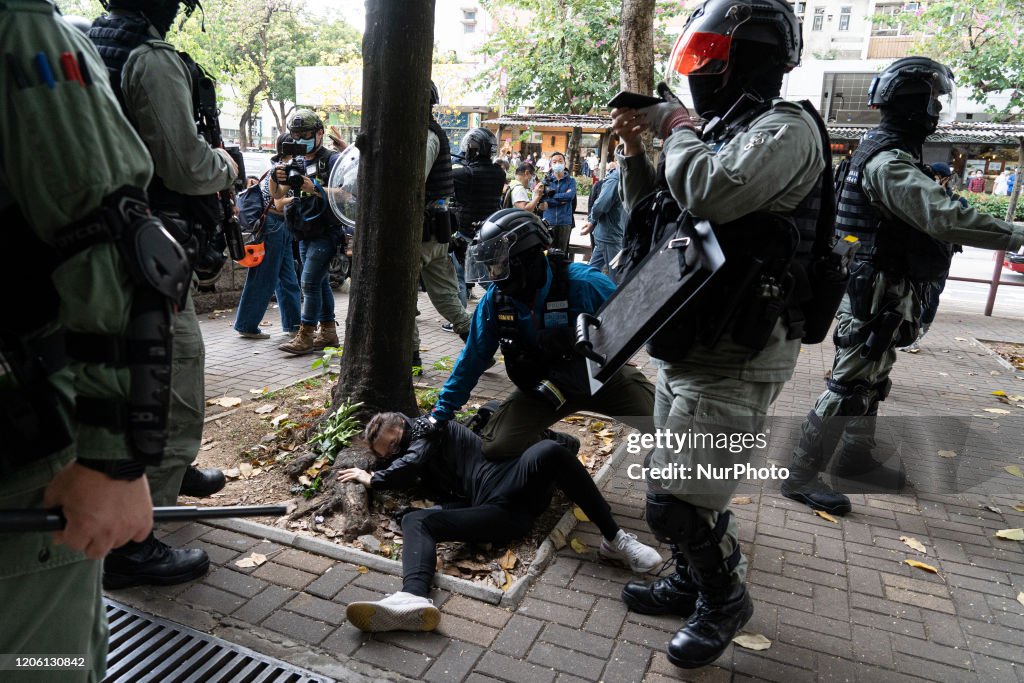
[43,462,152,560]
[338,468,372,487]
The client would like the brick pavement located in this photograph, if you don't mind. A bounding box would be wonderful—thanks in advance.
[113,287,1024,682]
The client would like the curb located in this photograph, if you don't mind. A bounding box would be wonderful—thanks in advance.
[202,435,632,608]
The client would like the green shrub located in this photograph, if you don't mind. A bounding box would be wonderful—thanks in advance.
[574,175,593,196]
[961,191,1024,221]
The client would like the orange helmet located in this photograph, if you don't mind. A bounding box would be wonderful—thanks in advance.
[236,241,265,268]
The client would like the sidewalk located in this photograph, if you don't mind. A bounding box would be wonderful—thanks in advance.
[111,287,1024,682]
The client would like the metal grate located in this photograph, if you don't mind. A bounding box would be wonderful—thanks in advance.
[102,599,333,683]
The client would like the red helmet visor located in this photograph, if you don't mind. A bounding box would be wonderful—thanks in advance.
[668,2,752,77]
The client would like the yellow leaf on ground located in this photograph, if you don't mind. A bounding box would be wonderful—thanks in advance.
[588,421,606,432]
[577,453,588,468]
[732,633,772,651]
[572,506,590,522]
[498,550,518,571]
[501,569,514,591]
[249,387,269,394]
[1014,504,1024,512]
[994,528,1024,541]
[560,416,585,424]
[985,408,1011,415]
[992,390,1008,397]
[731,496,754,505]
[900,536,927,554]
[355,566,369,574]
[1017,592,1024,608]
[814,510,838,523]
[570,537,588,555]
[904,559,939,574]
[1006,465,1024,479]
[234,552,267,568]
[937,450,957,458]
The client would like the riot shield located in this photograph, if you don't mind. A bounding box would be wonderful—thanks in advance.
[326,145,360,229]
[575,216,725,393]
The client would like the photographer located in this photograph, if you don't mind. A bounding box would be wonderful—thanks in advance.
[540,151,577,253]
[269,109,344,356]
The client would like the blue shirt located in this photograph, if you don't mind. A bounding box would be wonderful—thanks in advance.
[589,168,625,246]
[542,173,577,226]
[432,261,615,421]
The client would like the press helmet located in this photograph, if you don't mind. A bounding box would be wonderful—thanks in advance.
[465,209,552,284]
[868,56,956,122]
[288,108,324,135]
[460,127,498,162]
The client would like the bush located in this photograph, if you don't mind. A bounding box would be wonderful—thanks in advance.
[574,175,593,196]
[960,191,1024,221]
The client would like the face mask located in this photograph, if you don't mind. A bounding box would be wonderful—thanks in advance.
[294,136,316,154]
[551,163,565,174]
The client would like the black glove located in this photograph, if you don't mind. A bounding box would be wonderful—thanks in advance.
[411,414,444,441]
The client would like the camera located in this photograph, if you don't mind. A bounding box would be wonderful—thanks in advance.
[281,142,309,191]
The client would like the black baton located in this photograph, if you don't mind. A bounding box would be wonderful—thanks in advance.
[0,505,287,533]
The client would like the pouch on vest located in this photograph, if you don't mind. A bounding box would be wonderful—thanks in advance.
[846,261,877,321]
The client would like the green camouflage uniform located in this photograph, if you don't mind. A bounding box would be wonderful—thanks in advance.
[0,2,153,679]
[618,100,825,584]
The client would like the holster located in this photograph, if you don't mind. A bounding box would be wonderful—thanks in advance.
[423,210,452,244]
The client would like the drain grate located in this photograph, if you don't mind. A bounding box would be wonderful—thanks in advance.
[102,599,333,683]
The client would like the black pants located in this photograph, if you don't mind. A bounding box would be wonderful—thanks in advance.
[400,440,619,596]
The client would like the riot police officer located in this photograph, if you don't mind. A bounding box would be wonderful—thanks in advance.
[1,2,189,675]
[781,57,1024,515]
[450,127,507,308]
[611,0,827,668]
[422,209,655,461]
[89,0,237,588]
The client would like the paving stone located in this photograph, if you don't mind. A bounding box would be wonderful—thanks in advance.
[441,594,512,629]
[517,597,588,628]
[376,629,450,657]
[733,649,816,683]
[334,584,385,606]
[776,621,853,660]
[200,528,262,551]
[306,564,359,599]
[893,652,978,682]
[178,583,247,616]
[847,566,884,597]
[850,624,894,668]
[202,567,268,598]
[424,641,484,681]
[583,596,628,638]
[619,620,672,649]
[539,622,614,659]
[777,606,851,640]
[232,584,296,625]
[262,609,334,645]
[321,626,369,658]
[285,592,346,626]
[538,556,581,588]
[352,570,404,594]
[274,548,336,574]
[352,640,433,678]
[189,539,238,566]
[476,651,556,683]
[436,613,499,648]
[883,585,956,615]
[849,608,926,639]
[252,562,317,590]
[159,522,209,548]
[601,641,651,683]
[493,614,544,658]
[527,641,605,681]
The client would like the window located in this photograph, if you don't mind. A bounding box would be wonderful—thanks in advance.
[794,1,806,16]
[838,6,851,31]
[820,72,880,125]
[812,7,824,31]
[464,22,475,33]
[463,10,476,21]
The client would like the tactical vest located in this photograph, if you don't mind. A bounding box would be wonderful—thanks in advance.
[425,118,455,202]
[287,146,342,241]
[645,100,833,362]
[453,162,506,236]
[494,253,588,397]
[835,128,953,281]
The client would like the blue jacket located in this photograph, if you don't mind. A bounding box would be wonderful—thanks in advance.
[542,173,577,226]
[589,168,625,246]
[432,261,614,421]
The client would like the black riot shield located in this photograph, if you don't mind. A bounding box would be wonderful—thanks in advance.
[575,215,725,393]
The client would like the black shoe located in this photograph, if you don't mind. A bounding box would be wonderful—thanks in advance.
[179,466,226,497]
[832,455,907,494]
[543,429,580,458]
[667,586,754,669]
[622,572,698,617]
[412,352,422,367]
[104,534,210,589]
[781,476,852,516]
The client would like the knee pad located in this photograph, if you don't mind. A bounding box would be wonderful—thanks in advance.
[645,494,701,545]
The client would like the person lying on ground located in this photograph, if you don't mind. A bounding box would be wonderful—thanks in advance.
[338,412,663,633]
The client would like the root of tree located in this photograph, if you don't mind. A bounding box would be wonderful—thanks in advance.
[283,445,376,539]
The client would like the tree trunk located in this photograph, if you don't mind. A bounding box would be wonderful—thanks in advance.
[331,0,434,420]
[619,0,656,157]
[566,126,582,175]
[238,110,251,150]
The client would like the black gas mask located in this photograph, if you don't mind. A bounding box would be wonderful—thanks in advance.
[495,249,548,301]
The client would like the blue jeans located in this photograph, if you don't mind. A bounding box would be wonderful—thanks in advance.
[588,241,621,283]
[234,213,301,334]
[298,229,339,326]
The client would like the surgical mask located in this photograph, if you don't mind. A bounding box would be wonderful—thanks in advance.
[294,136,316,154]
[551,163,565,174]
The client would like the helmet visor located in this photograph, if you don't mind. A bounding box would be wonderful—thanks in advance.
[465,233,514,283]
[327,145,360,228]
[932,80,956,123]
[668,1,752,78]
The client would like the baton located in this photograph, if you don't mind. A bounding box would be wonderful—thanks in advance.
[0,505,287,533]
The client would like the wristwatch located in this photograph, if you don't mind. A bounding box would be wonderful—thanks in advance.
[77,458,147,481]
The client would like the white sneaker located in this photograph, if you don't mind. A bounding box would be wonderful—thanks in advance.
[599,530,663,574]
[345,591,441,632]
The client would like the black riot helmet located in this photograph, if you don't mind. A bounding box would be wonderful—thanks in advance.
[868,56,956,130]
[460,127,498,162]
[667,0,802,119]
[465,209,552,284]
[430,81,440,107]
[104,0,201,36]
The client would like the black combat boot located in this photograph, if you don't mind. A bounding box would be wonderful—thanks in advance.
[621,548,698,617]
[781,465,852,515]
[179,465,226,497]
[667,584,754,669]
[832,450,907,494]
[104,533,210,589]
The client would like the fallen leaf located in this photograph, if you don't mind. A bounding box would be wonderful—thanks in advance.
[254,404,277,414]
[588,421,606,432]
[572,506,590,522]
[249,387,269,394]
[498,550,518,571]
[207,396,242,408]
[732,496,754,505]
[1017,592,1024,608]
[732,633,772,651]
[992,390,1008,397]
[905,348,920,354]
[984,505,1002,514]
[223,468,240,479]
[238,462,253,480]
[955,336,968,342]
[984,408,1011,415]
[991,371,1002,376]
[234,552,267,568]
[200,441,216,451]
[577,453,588,468]
[904,559,939,574]
[356,566,369,574]
[937,450,957,458]
[900,536,927,554]
[501,569,513,591]
[814,510,838,523]
[297,475,312,486]
[270,413,290,428]
[994,528,1024,541]
[1014,504,1024,512]
[1006,465,1024,479]
[570,537,588,555]
[1008,395,1024,402]
[561,416,585,424]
